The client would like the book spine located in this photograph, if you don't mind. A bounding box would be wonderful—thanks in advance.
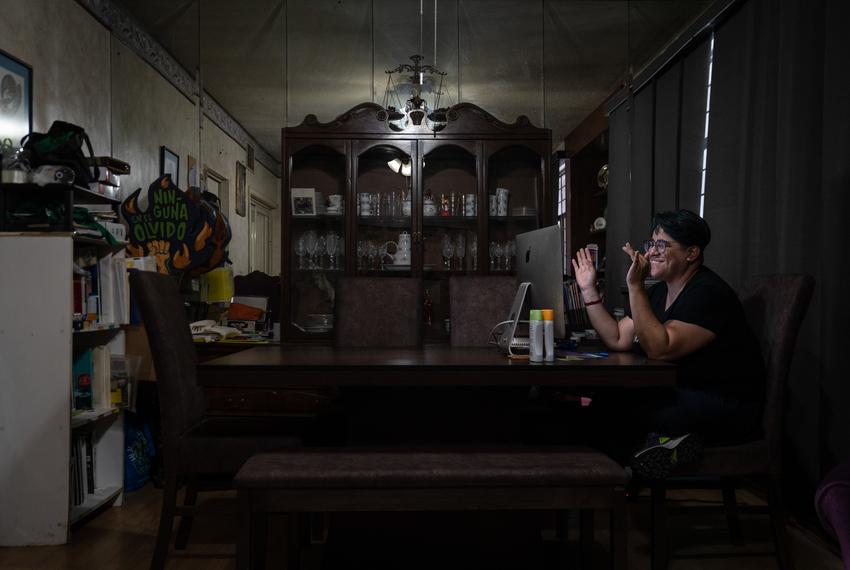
[84,431,95,494]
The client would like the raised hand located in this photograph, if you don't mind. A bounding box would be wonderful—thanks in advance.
[622,241,650,287]
[571,247,598,298]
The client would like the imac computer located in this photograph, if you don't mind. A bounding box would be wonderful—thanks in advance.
[497,225,566,353]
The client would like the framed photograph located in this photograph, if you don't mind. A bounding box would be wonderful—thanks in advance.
[187,154,198,188]
[160,146,179,185]
[235,161,247,217]
[246,144,255,172]
[291,187,317,217]
[0,49,32,155]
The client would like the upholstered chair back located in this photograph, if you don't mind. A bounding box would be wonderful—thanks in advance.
[334,277,423,347]
[740,274,814,473]
[449,276,518,347]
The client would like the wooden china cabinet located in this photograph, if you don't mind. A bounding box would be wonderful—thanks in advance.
[281,102,552,342]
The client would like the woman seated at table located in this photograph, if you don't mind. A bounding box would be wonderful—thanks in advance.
[571,209,764,479]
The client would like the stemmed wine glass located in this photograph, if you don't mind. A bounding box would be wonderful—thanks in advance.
[367,241,378,270]
[506,240,516,271]
[441,235,455,271]
[315,235,327,269]
[356,240,365,271]
[326,232,340,269]
[489,241,497,270]
[295,235,306,269]
[470,235,478,270]
[494,243,504,271]
[303,230,318,269]
[455,233,466,272]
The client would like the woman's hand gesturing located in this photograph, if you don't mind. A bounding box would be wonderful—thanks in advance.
[571,247,598,301]
[622,242,650,288]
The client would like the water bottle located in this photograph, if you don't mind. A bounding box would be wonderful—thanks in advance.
[529,310,543,362]
[541,309,555,362]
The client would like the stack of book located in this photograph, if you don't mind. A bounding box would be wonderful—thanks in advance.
[563,278,592,331]
[69,431,96,507]
[86,156,131,200]
[72,247,131,328]
[78,203,126,242]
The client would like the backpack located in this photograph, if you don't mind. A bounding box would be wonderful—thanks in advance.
[21,121,99,185]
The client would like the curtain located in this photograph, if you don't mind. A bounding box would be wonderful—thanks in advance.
[605,36,710,309]
[605,103,631,307]
[703,0,849,514]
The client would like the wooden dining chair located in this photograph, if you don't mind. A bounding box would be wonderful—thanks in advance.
[650,273,815,570]
[233,270,281,324]
[449,276,517,347]
[129,270,303,570]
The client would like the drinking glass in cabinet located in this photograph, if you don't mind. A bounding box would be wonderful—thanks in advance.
[315,235,327,269]
[303,230,318,268]
[455,233,466,271]
[326,232,340,269]
[441,235,455,270]
[295,236,306,269]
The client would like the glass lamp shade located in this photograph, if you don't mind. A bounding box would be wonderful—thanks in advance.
[387,158,403,173]
[400,162,412,177]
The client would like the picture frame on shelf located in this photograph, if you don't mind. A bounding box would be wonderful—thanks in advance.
[291,187,317,217]
[160,146,179,185]
[0,48,32,156]
[235,161,246,217]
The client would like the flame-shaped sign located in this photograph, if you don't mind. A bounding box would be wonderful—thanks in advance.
[121,174,231,276]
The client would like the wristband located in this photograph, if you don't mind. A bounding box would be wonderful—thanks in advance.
[584,297,603,307]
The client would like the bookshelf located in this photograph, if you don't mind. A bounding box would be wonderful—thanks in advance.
[0,230,127,546]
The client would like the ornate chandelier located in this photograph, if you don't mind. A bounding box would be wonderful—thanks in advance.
[381,54,450,132]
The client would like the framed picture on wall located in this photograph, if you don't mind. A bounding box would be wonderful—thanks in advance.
[0,49,32,155]
[235,161,247,217]
[246,144,255,172]
[187,154,198,188]
[160,146,179,184]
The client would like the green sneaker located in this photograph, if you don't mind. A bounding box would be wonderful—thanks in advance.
[631,433,703,479]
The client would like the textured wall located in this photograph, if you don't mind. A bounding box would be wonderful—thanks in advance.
[202,121,280,277]
[0,0,111,154]
[0,0,279,277]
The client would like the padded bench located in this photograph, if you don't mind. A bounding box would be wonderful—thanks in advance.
[234,447,629,569]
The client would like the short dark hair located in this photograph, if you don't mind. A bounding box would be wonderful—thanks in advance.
[651,209,711,256]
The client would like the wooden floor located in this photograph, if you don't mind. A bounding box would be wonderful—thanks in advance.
[0,483,843,569]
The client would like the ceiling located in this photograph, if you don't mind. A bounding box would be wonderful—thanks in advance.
[114,0,713,165]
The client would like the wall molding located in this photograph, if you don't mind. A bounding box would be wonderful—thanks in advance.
[76,0,281,176]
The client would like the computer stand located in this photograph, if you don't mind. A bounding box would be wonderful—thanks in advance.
[497,281,531,356]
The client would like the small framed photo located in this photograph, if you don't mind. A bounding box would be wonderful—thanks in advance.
[235,161,247,217]
[246,144,255,172]
[187,154,198,188]
[160,146,179,185]
[0,49,32,155]
[291,187,317,216]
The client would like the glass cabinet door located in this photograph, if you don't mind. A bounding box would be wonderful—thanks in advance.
[486,143,543,274]
[287,143,346,338]
[354,142,414,275]
[421,141,479,342]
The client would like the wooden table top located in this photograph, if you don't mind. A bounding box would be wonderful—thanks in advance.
[197,345,675,389]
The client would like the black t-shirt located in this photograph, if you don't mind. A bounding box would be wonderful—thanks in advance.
[631,265,765,400]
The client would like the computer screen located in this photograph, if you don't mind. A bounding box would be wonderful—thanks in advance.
[516,225,566,339]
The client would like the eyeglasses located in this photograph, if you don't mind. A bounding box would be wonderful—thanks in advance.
[642,239,674,253]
